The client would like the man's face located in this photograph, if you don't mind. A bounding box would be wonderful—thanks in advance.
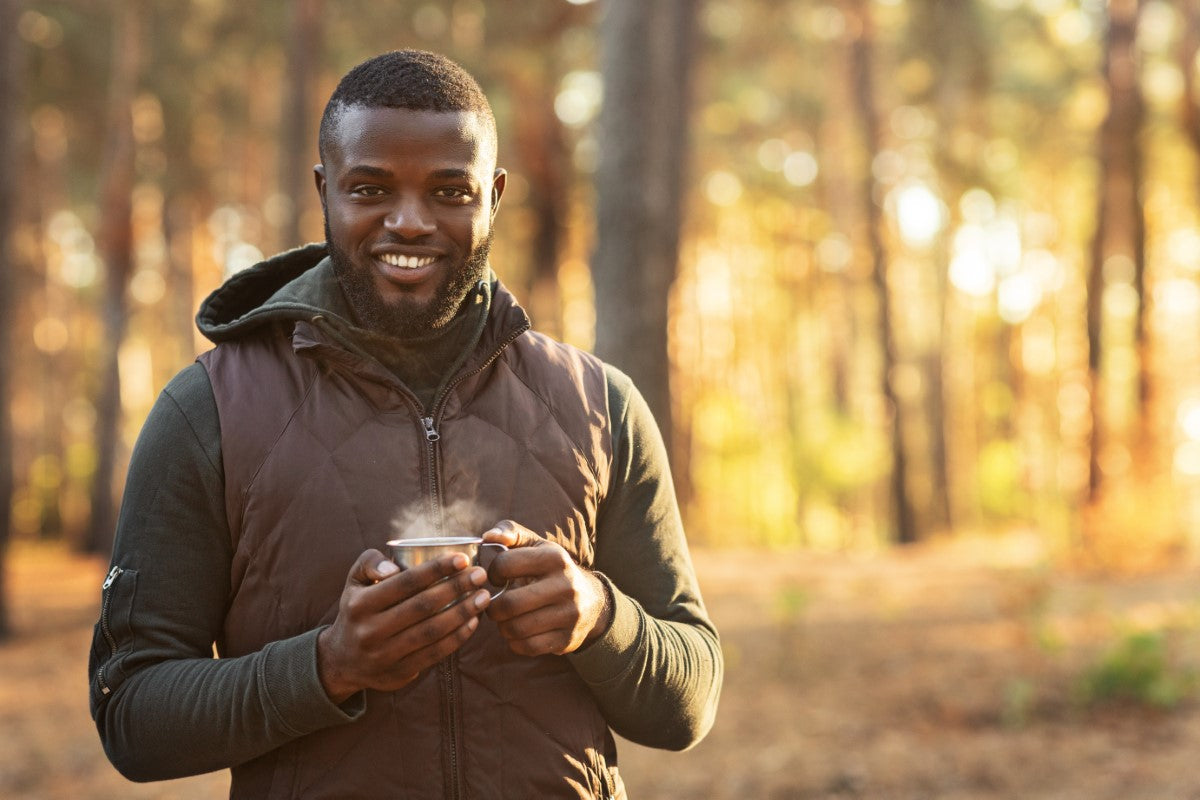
[315,106,505,337]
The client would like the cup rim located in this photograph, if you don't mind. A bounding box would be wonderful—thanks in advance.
[386,536,482,547]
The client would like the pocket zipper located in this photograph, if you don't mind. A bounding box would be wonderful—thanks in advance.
[96,565,124,695]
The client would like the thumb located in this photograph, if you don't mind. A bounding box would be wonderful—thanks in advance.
[347,548,399,586]
[482,520,541,548]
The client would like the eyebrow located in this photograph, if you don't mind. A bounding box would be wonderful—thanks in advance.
[430,168,475,182]
[343,164,392,179]
[341,165,477,183]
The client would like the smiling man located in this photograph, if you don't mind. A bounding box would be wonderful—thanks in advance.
[318,102,502,338]
[89,50,722,799]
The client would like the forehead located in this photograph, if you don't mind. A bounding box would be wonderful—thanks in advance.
[325,106,493,171]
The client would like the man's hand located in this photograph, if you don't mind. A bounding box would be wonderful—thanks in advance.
[316,549,492,703]
[482,520,613,657]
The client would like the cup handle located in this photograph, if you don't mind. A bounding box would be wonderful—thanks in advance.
[477,542,509,599]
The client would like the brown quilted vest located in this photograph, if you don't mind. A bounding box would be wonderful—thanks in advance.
[199,286,623,799]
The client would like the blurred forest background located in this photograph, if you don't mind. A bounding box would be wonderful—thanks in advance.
[7,0,1200,797]
[4,0,1200,595]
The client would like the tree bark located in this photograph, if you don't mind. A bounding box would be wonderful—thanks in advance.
[83,3,140,556]
[591,0,698,478]
[1087,0,1144,501]
[920,0,990,535]
[508,66,570,339]
[278,0,321,250]
[1181,1,1200,160]
[1180,3,1200,370]
[0,0,24,639]
[845,0,918,543]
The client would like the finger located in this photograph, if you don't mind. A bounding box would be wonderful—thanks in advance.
[486,543,570,585]
[490,599,573,638]
[373,553,476,599]
[380,615,483,688]
[481,519,541,548]
[349,585,490,675]
[347,549,395,587]
[382,589,491,661]
[351,557,480,621]
[502,628,572,658]
[485,574,567,625]
[391,574,490,625]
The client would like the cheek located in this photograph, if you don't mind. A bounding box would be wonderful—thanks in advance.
[328,207,376,242]
[467,216,493,247]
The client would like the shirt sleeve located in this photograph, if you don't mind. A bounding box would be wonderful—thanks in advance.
[565,365,724,750]
[88,362,362,781]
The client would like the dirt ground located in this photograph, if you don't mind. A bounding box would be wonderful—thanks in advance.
[5,534,1200,799]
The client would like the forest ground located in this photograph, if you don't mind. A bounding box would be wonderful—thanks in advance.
[5,533,1200,799]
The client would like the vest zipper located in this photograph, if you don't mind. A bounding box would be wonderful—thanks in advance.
[95,565,123,695]
[421,320,528,539]
[422,416,444,535]
[422,416,461,799]
[422,318,528,800]
[443,656,462,800]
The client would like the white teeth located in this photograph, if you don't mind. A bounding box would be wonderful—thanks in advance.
[379,253,435,269]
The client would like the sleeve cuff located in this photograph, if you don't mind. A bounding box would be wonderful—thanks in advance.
[567,573,645,685]
[259,627,366,737]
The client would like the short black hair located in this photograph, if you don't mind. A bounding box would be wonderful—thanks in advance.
[318,50,497,163]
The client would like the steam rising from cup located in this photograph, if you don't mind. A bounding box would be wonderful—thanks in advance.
[389,499,495,541]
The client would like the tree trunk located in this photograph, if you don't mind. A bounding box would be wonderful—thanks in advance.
[591,0,698,477]
[845,0,918,544]
[921,0,990,535]
[1087,0,1144,501]
[278,0,322,250]
[511,70,569,340]
[1181,1,1200,163]
[0,0,24,639]
[83,3,140,556]
[163,195,199,359]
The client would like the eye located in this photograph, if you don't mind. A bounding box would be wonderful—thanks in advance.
[349,185,386,198]
[434,186,473,202]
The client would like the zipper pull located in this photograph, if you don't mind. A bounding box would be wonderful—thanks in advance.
[422,417,440,442]
[102,565,122,590]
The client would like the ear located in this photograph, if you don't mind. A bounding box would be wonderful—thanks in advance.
[314,164,328,213]
[489,168,507,220]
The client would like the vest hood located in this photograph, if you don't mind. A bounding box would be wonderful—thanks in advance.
[196,243,339,344]
[195,244,526,355]
[195,242,534,391]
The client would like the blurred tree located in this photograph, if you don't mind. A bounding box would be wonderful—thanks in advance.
[143,3,210,362]
[1180,4,1200,215]
[908,0,993,535]
[83,1,139,556]
[1087,0,1145,501]
[591,0,698,470]
[504,57,571,339]
[0,0,23,639]
[278,0,322,251]
[486,2,593,339]
[844,0,917,543]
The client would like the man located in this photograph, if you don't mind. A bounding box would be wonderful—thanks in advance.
[89,50,721,799]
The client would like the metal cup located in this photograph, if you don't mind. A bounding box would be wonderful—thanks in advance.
[385,536,509,599]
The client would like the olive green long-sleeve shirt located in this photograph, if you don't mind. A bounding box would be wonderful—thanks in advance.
[90,260,722,782]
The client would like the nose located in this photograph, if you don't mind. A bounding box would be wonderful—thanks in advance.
[384,195,436,238]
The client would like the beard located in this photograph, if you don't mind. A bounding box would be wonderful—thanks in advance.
[327,223,492,339]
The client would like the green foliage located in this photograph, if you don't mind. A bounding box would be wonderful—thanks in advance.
[802,411,890,494]
[977,439,1027,519]
[1076,631,1197,710]
[1001,677,1036,729]
[774,583,810,625]
[689,391,803,546]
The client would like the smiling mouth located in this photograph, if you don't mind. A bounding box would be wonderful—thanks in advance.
[379,253,437,269]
